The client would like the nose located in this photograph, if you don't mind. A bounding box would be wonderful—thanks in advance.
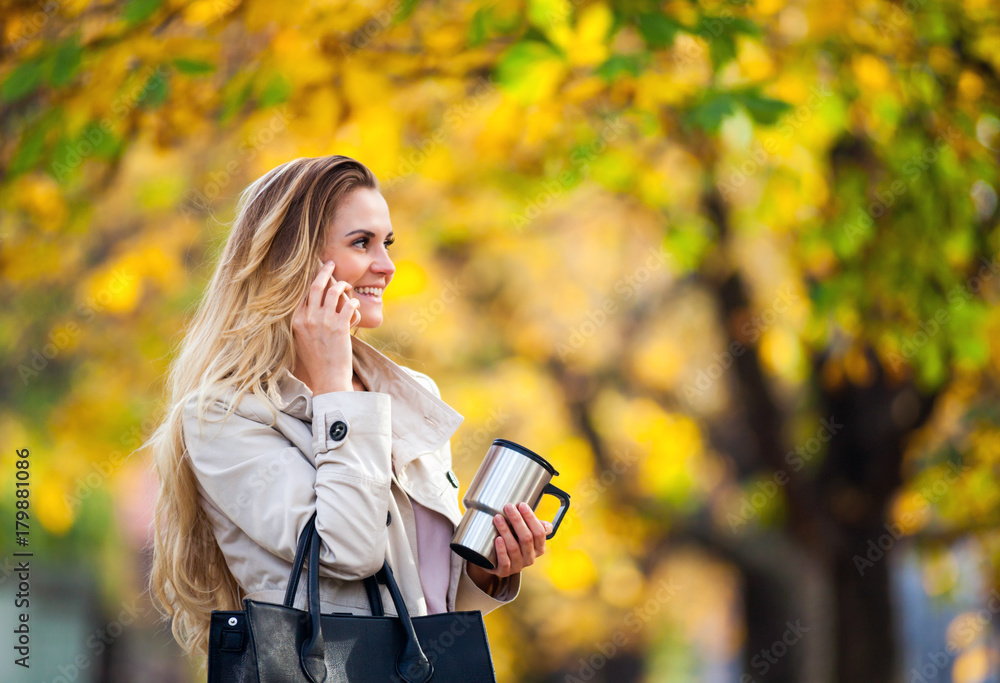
[372,249,394,280]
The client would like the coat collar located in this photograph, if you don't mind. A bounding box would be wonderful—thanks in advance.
[274,334,465,470]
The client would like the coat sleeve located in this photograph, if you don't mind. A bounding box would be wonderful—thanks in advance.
[182,389,393,581]
[455,561,521,615]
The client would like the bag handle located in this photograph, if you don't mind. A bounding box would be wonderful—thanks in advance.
[283,512,434,683]
[282,512,315,608]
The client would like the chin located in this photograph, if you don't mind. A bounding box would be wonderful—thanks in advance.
[358,313,384,329]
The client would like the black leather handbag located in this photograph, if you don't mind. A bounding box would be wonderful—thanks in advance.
[207,511,497,682]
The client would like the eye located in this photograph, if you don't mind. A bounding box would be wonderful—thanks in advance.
[353,236,395,250]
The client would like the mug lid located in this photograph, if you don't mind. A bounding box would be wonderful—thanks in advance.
[491,439,559,476]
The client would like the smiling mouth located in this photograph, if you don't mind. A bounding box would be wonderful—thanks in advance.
[355,287,383,301]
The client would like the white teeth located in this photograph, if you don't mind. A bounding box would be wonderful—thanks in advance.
[356,287,382,296]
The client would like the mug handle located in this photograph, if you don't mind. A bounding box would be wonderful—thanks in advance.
[541,483,571,540]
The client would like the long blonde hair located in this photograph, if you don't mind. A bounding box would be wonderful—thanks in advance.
[145,155,380,662]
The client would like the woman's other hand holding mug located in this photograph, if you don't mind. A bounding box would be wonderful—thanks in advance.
[466,502,554,593]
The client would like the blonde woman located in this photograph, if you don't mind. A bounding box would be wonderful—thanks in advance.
[147,155,551,663]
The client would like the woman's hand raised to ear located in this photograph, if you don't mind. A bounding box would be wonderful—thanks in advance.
[292,260,360,395]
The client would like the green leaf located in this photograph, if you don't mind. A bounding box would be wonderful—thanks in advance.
[636,12,681,49]
[219,73,254,123]
[391,0,420,24]
[494,40,563,103]
[496,41,562,80]
[1,59,43,104]
[122,0,162,25]
[695,14,761,38]
[173,58,215,76]
[727,17,763,36]
[738,90,793,125]
[594,54,647,81]
[9,124,47,176]
[50,37,83,87]
[694,14,761,68]
[140,69,169,108]
[954,333,989,367]
[686,92,736,134]
[79,121,120,158]
[258,73,291,107]
[468,7,489,47]
[709,34,737,69]
[220,76,253,124]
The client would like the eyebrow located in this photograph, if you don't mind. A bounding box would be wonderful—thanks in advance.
[345,229,394,239]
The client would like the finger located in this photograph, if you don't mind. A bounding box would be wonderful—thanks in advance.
[322,280,350,316]
[493,536,511,575]
[504,504,535,564]
[328,281,354,310]
[309,261,337,313]
[542,520,554,535]
[517,502,547,555]
[494,512,522,565]
[333,295,360,325]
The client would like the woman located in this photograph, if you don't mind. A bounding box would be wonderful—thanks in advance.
[147,155,551,662]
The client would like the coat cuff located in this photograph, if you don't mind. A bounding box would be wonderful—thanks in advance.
[454,560,521,616]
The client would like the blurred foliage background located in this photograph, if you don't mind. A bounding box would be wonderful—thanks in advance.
[2,0,1000,681]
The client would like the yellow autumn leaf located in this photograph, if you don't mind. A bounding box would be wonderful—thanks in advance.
[852,54,891,92]
[564,3,612,67]
[546,548,598,593]
[36,473,76,536]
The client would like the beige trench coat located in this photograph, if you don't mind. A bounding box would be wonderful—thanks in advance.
[182,334,520,618]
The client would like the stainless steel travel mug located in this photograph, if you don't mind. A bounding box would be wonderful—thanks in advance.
[450,439,571,570]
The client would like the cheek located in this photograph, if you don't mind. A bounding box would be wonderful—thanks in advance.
[324,252,363,282]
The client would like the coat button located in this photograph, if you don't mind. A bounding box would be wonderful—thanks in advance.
[329,420,348,441]
[446,470,459,488]
[386,510,392,526]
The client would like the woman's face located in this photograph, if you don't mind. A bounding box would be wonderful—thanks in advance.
[319,188,395,329]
